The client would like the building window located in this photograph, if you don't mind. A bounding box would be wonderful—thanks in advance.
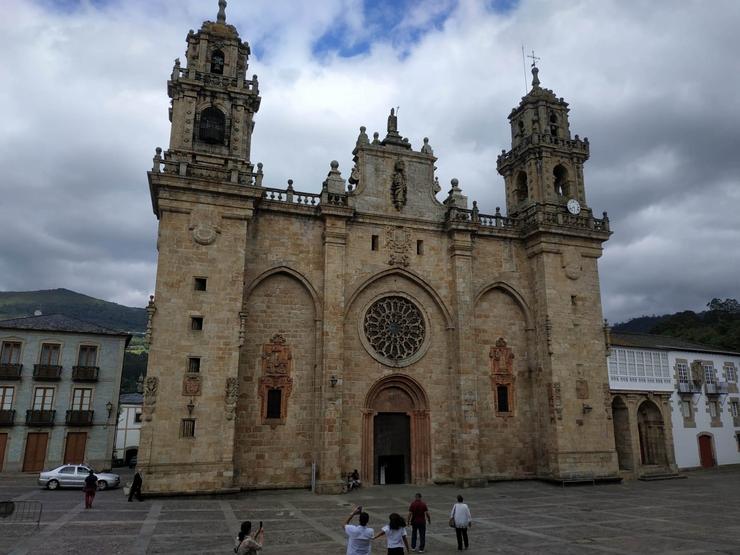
[134,411,142,423]
[553,164,568,197]
[32,387,54,410]
[266,389,282,419]
[180,418,196,438]
[71,388,92,411]
[39,343,61,366]
[210,49,225,74]
[703,363,717,385]
[188,357,201,373]
[371,235,379,251]
[515,171,528,203]
[709,400,719,418]
[198,107,226,144]
[194,277,207,291]
[730,399,740,418]
[190,317,203,331]
[736,432,740,451]
[416,240,424,255]
[681,400,692,419]
[677,362,690,383]
[724,363,738,383]
[608,348,670,385]
[77,345,97,367]
[0,386,14,410]
[496,385,510,413]
[0,341,21,364]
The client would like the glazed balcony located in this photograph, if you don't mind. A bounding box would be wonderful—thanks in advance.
[33,364,62,381]
[0,409,15,426]
[72,366,99,382]
[0,363,22,380]
[66,410,94,426]
[25,410,56,426]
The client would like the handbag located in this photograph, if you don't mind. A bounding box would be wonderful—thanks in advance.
[448,506,456,528]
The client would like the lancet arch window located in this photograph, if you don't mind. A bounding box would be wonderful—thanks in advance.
[198,107,226,145]
[549,112,558,137]
[210,49,225,74]
[553,164,568,198]
[515,171,528,203]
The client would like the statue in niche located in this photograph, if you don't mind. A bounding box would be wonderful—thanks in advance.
[391,159,407,210]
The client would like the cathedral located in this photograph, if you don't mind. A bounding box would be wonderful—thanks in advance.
[139,2,618,494]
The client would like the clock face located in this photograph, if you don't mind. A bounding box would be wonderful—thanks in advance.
[567,198,581,215]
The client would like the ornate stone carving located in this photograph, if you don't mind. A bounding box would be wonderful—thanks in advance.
[143,376,159,421]
[364,296,425,363]
[258,334,294,423]
[390,159,407,210]
[490,338,516,415]
[189,222,221,245]
[225,377,238,420]
[490,337,515,375]
[576,379,589,399]
[421,137,434,155]
[562,249,582,280]
[238,311,247,347]
[544,317,553,355]
[144,295,156,347]
[385,226,411,267]
[547,382,562,421]
[183,374,202,396]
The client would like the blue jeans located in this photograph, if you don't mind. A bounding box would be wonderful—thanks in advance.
[411,523,426,550]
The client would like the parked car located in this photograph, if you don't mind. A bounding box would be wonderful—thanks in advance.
[38,464,121,490]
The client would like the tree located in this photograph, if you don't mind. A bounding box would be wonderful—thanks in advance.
[707,298,740,313]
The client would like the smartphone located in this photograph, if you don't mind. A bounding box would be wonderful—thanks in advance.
[357,506,363,513]
[258,521,263,531]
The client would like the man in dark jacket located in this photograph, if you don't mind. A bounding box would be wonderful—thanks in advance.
[128,470,144,502]
[83,469,98,509]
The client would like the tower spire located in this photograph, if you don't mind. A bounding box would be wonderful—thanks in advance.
[217,0,227,24]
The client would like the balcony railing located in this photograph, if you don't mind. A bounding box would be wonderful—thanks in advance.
[33,364,62,380]
[0,409,15,426]
[25,410,56,426]
[678,382,701,394]
[706,382,729,395]
[72,366,99,382]
[0,363,22,380]
[66,410,94,426]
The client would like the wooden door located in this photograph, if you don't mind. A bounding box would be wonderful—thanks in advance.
[22,432,48,472]
[0,434,7,472]
[698,435,715,468]
[64,432,87,464]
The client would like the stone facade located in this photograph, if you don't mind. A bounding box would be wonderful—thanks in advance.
[139,4,618,494]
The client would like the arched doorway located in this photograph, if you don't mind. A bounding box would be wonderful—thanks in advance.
[612,397,633,470]
[362,375,431,485]
[698,434,716,468]
[637,400,667,466]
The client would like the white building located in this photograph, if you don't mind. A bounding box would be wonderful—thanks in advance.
[608,332,740,476]
[113,392,142,466]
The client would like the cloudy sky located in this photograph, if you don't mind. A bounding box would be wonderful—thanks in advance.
[1,0,738,323]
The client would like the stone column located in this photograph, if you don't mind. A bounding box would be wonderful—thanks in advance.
[626,395,643,475]
[316,211,350,493]
[448,227,485,486]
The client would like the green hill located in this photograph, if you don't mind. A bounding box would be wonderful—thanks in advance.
[613,298,740,352]
[0,288,146,333]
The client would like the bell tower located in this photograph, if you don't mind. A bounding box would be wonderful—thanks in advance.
[166,0,261,179]
[497,65,590,216]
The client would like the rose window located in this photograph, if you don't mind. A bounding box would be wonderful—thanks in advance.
[363,296,425,362]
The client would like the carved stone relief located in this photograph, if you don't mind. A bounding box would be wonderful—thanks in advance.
[183,374,202,396]
[490,337,516,415]
[385,226,411,267]
[190,222,221,245]
[547,382,563,421]
[561,249,582,280]
[364,296,425,362]
[576,379,589,399]
[225,377,238,420]
[143,376,159,421]
[390,159,407,210]
[258,334,294,423]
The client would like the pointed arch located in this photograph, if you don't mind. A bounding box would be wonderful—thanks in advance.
[344,267,454,329]
[473,281,533,330]
[244,266,322,318]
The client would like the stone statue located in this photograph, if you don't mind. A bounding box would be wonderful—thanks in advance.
[356,126,370,147]
[421,137,434,155]
[391,159,407,211]
[387,108,398,134]
[217,0,227,24]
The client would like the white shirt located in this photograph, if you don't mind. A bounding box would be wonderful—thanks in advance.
[381,525,407,548]
[450,502,472,527]
[345,524,374,555]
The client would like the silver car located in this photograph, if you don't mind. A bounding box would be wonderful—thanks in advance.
[38,464,121,490]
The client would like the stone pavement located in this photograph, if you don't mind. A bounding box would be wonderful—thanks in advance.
[2,467,740,554]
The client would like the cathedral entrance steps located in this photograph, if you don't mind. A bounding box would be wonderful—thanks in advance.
[638,472,686,481]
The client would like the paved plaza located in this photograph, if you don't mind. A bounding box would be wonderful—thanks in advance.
[2,467,740,554]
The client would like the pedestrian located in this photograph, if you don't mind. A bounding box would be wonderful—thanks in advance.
[406,493,430,553]
[128,470,144,502]
[350,469,362,489]
[374,512,410,555]
[235,520,264,554]
[449,494,472,551]
[344,505,373,555]
[83,469,98,509]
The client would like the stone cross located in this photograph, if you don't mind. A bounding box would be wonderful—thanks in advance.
[217,0,227,24]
